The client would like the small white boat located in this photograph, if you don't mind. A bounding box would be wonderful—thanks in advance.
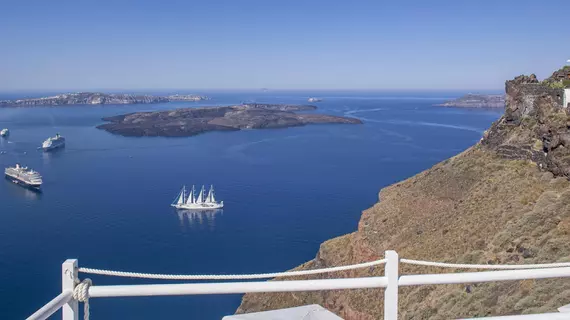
[308,97,322,103]
[0,129,9,137]
[172,185,224,210]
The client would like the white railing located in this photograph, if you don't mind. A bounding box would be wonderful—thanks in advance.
[26,251,570,320]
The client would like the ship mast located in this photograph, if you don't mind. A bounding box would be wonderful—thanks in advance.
[197,185,205,204]
[207,185,216,203]
[176,186,186,205]
[185,185,195,204]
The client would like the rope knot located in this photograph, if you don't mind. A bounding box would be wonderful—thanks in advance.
[73,278,92,302]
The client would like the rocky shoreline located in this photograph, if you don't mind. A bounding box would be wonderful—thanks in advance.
[436,93,505,108]
[0,92,208,107]
[97,103,362,137]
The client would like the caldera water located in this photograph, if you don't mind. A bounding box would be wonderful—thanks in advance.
[0,91,502,319]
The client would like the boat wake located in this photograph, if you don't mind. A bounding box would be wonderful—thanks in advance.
[228,135,305,152]
[226,135,309,164]
[343,107,386,115]
[360,118,484,134]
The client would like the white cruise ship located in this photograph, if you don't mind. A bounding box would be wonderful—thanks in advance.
[42,133,65,151]
[5,164,43,189]
[172,185,224,210]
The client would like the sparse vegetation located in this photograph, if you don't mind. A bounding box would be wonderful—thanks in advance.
[532,139,543,152]
[544,80,564,89]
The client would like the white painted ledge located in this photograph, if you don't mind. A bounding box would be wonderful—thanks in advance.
[223,305,343,320]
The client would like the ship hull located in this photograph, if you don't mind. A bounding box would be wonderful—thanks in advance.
[5,174,42,190]
[43,142,65,151]
[171,203,224,210]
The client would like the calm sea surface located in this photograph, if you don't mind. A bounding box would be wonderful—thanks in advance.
[0,91,502,319]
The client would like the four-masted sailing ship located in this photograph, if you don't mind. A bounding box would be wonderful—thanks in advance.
[171,185,224,210]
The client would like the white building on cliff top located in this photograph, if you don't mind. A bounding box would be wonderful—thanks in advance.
[562,60,570,108]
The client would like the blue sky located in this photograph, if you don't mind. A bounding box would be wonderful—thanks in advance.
[0,0,569,91]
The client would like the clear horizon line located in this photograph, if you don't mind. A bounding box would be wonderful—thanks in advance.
[0,88,504,93]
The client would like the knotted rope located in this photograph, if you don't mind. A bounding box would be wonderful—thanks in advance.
[73,278,92,320]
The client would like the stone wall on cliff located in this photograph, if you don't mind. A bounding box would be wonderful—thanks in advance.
[482,74,570,177]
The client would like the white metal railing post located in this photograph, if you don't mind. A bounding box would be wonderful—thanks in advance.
[384,250,399,320]
[62,259,78,320]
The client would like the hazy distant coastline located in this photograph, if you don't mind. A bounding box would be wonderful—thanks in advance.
[436,94,505,108]
[0,92,208,107]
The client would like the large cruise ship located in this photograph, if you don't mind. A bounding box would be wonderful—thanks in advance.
[42,133,65,151]
[5,164,43,189]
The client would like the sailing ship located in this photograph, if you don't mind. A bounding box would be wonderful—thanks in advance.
[171,185,224,210]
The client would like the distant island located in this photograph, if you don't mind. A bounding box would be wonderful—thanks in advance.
[0,92,208,107]
[97,103,362,137]
[436,94,505,108]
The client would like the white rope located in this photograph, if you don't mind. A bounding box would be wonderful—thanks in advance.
[400,259,570,269]
[77,257,570,282]
[78,259,387,280]
[73,278,92,320]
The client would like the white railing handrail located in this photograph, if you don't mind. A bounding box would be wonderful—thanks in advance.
[25,291,73,320]
[399,267,570,286]
[26,251,570,320]
[87,276,389,298]
[400,258,570,269]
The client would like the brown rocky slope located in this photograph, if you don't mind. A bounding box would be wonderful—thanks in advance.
[237,71,570,319]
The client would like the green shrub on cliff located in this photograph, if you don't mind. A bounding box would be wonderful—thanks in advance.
[545,81,565,89]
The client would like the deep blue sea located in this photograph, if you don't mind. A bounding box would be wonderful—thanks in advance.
[0,91,502,319]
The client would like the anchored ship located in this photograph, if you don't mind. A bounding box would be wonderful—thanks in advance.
[308,97,322,103]
[42,133,65,151]
[172,185,224,210]
[0,128,9,137]
[5,164,43,189]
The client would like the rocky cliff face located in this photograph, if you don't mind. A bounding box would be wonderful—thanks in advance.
[237,73,570,319]
[482,74,568,177]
